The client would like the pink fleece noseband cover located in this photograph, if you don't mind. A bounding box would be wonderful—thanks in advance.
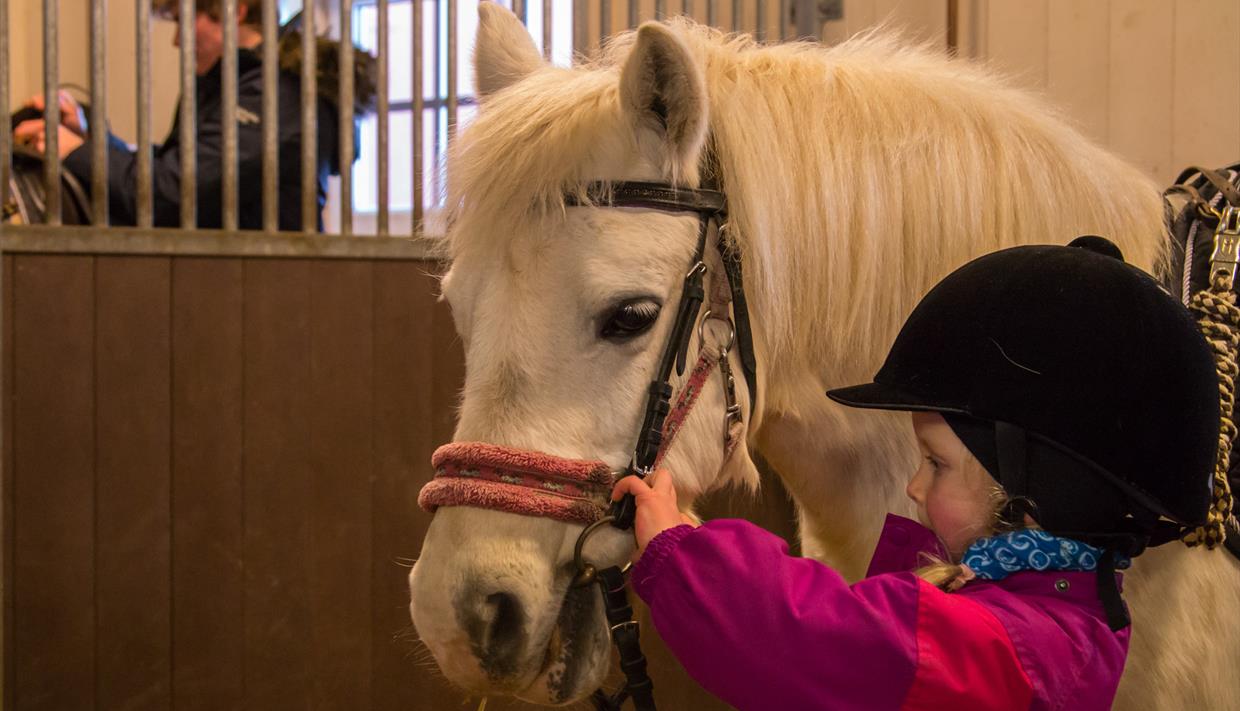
[417,349,735,524]
[419,441,617,525]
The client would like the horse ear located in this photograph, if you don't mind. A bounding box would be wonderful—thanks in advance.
[475,2,544,98]
[620,22,709,172]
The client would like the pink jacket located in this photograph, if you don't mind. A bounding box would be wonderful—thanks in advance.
[631,514,1129,710]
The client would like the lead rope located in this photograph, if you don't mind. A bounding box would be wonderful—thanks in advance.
[1182,205,1240,548]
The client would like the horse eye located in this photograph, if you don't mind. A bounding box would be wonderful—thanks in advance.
[599,298,661,341]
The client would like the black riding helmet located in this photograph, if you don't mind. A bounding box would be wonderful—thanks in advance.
[827,237,1220,554]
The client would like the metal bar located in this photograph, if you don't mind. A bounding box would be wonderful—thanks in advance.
[431,0,440,203]
[756,0,765,40]
[90,0,107,225]
[221,0,239,231]
[377,0,389,234]
[262,0,279,230]
[338,0,354,235]
[137,0,153,227]
[542,0,552,59]
[600,0,610,42]
[42,0,60,225]
[0,0,9,231]
[179,0,196,228]
[733,0,740,32]
[708,0,717,27]
[793,0,819,40]
[628,0,638,29]
[572,0,584,58]
[779,0,787,40]
[412,0,423,228]
[947,0,959,56]
[512,0,525,24]
[0,0,5,685]
[655,0,665,20]
[301,0,318,232]
[447,0,457,140]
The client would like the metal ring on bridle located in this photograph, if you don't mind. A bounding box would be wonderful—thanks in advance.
[572,515,633,587]
[697,309,736,352]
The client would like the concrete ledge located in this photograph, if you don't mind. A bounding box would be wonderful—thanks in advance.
[0,225,444,261]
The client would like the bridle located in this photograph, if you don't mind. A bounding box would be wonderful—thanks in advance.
[418,178,757,711]
[565,179,756,711]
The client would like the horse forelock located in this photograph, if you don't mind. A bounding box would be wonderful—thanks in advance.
[445,68,624,261]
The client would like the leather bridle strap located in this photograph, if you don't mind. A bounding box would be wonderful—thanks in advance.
[565,180,755,711]
[569,181,725,530]
[589,565,655,711]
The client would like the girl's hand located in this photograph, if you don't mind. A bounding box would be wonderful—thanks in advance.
[611,468,697,557]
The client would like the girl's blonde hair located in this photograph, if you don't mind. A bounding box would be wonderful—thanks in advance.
[914,453,1028,591]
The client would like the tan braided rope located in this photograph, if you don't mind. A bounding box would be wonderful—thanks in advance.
[1183,270,1240,547]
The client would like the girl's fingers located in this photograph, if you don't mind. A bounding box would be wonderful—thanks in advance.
[610,474,650,501]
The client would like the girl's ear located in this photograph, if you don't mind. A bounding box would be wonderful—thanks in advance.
[475,2,544,98]
[619,22,709,177]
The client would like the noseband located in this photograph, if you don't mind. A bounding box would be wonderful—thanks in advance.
[418,180,757,711]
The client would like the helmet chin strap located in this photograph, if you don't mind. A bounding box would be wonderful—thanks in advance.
[993,421,1130,631]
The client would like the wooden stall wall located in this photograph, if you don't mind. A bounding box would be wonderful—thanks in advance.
[2,254,465,710]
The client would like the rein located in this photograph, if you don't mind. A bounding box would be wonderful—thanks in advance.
[418,179,756,711]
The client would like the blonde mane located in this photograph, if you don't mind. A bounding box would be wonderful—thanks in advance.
[447,19,1164,414]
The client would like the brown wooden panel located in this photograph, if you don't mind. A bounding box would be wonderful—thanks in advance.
[243,259,314,708]
[371,263,446,709]
[3,255,15,711]
[170,258,245,710]
[12,255,95,709]
[430,270,464,448]
[305,260,374,709]
[94,257,173,710]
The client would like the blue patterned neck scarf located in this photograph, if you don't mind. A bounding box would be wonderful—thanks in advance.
[961,528,1131,581]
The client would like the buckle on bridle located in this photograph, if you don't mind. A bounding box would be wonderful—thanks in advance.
[1209,205,1240,289]
[609,620,640,638]
[697,309,736,352]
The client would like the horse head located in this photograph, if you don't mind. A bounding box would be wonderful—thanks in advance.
[409,5,762,704]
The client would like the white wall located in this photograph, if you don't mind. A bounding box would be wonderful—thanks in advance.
[579,0,1240,184]
[833,0,1238,185]
[976,0,1240,184]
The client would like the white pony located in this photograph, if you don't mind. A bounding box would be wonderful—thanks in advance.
[411,4,1240,707]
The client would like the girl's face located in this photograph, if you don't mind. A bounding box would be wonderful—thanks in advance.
[907,412,996,558]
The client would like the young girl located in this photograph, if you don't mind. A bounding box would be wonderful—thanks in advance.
[612,238,1224,711]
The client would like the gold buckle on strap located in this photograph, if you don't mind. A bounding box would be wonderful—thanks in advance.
[1209,206,1240,289]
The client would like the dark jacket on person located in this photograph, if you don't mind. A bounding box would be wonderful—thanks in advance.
[63,34,376,231]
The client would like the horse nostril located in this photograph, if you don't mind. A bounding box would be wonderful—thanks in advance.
[485,592,523,646]
[460,589,527,678]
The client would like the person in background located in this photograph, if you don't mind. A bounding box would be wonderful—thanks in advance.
[13,0,376,231]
